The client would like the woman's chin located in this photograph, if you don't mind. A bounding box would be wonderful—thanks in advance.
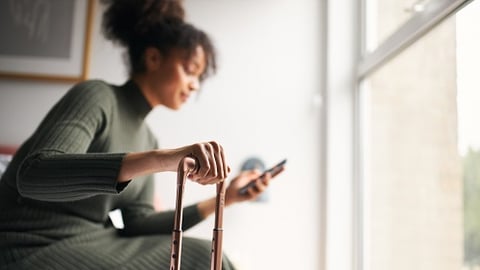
[166,103,183,111]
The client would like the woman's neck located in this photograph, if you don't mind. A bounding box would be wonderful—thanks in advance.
[131,75,160,108]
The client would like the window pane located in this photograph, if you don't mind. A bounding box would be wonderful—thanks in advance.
[361,1,480,269]
[457,1,480,266]
[365,0,436,52]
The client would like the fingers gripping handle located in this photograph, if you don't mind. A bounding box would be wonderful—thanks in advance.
[169,156,226,270]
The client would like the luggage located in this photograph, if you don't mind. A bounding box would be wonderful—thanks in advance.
[170,156,226,270]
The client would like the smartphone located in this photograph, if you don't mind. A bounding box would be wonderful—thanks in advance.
[238,159,287,195]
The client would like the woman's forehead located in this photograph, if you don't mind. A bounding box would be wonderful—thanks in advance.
[162,46,207,76]
[166,46,204,61]
[189,46,206,64]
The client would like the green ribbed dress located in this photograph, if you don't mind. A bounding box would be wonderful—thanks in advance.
[0,80,236,270]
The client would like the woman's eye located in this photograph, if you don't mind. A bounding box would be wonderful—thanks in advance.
[184,60,203,76]
[183,63,194,74]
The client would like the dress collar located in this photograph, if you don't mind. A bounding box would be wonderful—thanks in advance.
[121,80,152,119]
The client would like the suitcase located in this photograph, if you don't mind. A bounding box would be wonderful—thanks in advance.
[169,156,226,270]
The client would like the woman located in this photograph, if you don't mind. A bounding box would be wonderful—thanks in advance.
[0,0,271,269]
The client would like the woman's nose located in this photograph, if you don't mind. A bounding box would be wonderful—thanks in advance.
[189,77,200,91]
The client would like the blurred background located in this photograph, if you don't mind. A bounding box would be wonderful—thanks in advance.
[2,0,480,269]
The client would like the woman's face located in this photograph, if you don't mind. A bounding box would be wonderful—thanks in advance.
[145,45,206,110]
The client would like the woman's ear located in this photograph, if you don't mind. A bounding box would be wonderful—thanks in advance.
[144,47,163,71]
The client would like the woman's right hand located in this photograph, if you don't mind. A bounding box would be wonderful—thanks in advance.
[117,141,230,184]
[184,141,230,185]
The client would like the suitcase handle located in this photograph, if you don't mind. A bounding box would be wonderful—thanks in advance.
[169,156,226,270]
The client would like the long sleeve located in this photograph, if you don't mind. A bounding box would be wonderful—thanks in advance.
[16,81,128,201]
[18,152,126,201]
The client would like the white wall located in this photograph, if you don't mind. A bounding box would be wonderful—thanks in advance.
[0,1,324,269]
[324,0,358,270]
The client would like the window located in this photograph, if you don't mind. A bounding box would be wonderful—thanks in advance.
[357,0,480,269]
[365,0,437,51]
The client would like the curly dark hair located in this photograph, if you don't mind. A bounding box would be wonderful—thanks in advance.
[101,0,216,81]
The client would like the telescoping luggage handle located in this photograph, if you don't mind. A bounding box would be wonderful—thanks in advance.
[170,156,226,270]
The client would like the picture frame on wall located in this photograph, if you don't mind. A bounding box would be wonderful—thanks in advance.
[0,0,94,83]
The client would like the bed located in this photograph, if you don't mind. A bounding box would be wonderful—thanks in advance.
[0,145,16,177]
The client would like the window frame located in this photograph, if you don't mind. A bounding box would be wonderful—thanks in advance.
[354,1,476,270]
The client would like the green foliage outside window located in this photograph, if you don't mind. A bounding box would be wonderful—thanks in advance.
[463,148,480,266]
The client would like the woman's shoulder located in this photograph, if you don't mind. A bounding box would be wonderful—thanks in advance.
[61,79,119,106]
[48,80,121,116]
[70,79,115,97]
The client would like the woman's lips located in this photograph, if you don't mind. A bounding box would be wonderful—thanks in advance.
[180,93,190,102]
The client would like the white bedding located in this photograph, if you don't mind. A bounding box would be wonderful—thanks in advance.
[0,154,12,177]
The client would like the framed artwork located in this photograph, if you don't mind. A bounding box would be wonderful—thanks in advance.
[0,0,94,83]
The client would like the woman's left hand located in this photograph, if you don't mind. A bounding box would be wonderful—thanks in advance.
[224,170,272,206]
[196,169,276,218]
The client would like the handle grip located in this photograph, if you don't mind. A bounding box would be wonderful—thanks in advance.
[169,156,226,270]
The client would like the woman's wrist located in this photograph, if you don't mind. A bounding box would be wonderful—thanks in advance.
[159,146,195,171]
[197,198,215,219]
[118,149,184,182]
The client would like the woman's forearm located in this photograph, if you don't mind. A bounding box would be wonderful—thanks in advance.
[117,149,185,182]
[197,197,217,219]
[197,194,235,219]
[118,141,230,184]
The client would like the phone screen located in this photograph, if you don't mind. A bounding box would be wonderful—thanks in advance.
[238,159,287,195]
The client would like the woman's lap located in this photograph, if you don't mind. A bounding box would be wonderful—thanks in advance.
[1,230,236,270]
